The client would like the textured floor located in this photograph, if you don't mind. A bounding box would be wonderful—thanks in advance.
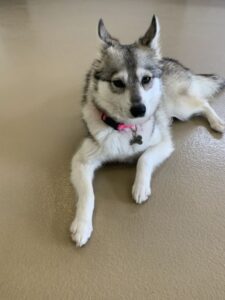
[1,0,225,299]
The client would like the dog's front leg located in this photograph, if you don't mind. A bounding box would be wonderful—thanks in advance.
[70,138,102,247]
[132,136,174,204]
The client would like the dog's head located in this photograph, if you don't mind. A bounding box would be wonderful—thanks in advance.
[93,15,163,124]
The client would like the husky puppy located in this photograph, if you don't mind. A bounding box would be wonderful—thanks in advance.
[70,16,225,246]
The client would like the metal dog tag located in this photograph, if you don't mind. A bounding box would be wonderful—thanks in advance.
[130,135,143,145]
[129,126,143,145]
[130,127,143,145]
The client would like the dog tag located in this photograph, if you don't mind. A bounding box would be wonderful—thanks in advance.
[130,134,143,145]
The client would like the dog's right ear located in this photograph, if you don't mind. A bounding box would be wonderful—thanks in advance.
[98,19,119,46]
[139,15,161,58]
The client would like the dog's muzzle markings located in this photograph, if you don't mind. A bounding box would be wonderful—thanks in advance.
[70,15,225,247]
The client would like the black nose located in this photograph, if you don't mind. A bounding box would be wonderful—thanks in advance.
[130,104,146,118]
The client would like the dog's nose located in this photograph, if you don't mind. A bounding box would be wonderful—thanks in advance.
[130,104,146,118]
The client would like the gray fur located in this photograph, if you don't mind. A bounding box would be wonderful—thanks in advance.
[82,70,92,104]
[197,73,225,95]
[162,58,225,98]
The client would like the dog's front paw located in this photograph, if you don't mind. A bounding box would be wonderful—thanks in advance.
[132,180,151,204]
[70,218,93,247]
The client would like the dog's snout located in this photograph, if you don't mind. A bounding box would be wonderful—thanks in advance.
[130,104,146,118]
[131,95,142,104]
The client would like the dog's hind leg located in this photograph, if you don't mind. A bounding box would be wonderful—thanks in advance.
[201,102,225,132]
[168,95,225,133]
[70,138,102,247]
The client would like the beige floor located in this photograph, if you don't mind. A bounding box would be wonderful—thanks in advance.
[1,0,225,299]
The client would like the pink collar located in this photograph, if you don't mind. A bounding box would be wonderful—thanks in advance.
[101,113,136,131]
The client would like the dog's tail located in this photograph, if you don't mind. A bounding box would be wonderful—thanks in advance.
[191,73,225,101]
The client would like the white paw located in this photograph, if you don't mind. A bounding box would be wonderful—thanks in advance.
[210,118,225,133]
[70,218,93,247]
[132,181,151,204]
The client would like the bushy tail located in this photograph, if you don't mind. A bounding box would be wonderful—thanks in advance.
[192,73,225,100]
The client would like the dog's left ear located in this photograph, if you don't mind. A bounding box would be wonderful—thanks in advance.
[98,19,119,46]
[139,15,161,58]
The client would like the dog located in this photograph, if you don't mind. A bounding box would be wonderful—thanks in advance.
[70,16,225,247]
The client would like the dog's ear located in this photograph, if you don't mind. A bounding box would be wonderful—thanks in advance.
[139,15,161,57]
[98,19,119,46]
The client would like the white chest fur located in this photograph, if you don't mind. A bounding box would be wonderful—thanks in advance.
[83,102,162,162]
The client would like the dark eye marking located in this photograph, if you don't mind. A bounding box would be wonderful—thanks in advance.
[112,79,126,88]
[141,76,152,86]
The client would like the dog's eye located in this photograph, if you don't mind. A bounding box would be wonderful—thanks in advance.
[141,76,151,86]
[112,79,125,88]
